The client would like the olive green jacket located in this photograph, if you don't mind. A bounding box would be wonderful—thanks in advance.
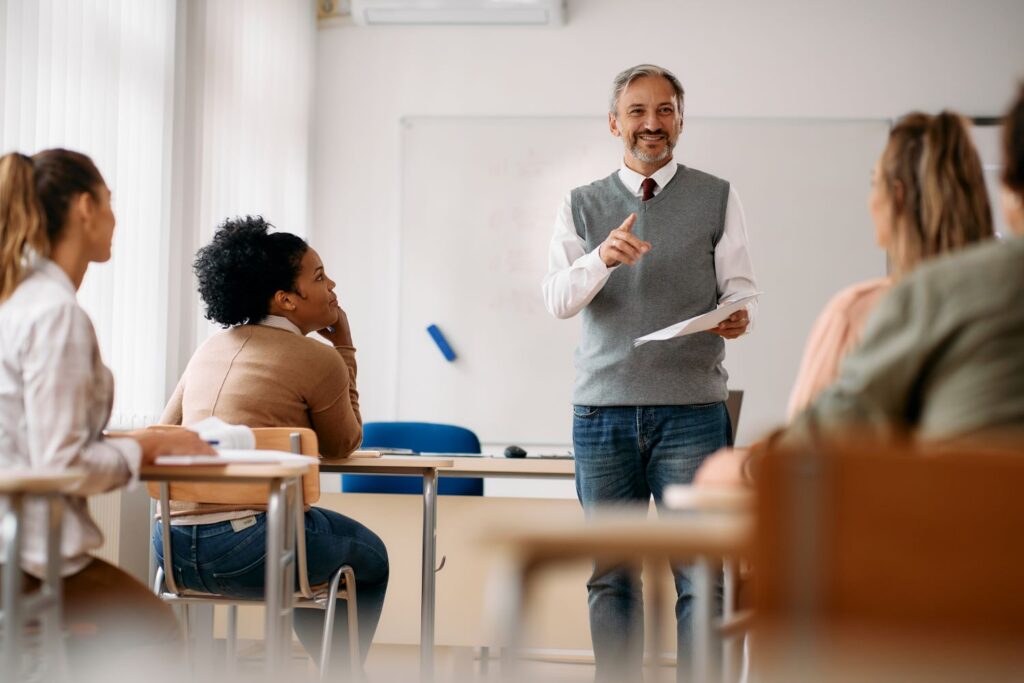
[784,235,1024,447]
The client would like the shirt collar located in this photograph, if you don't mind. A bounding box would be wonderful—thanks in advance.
[258,314,303,336]
[36,258,76,295]
[617,159,678,197]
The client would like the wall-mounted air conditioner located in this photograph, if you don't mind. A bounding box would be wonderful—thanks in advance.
[350,0,566,26]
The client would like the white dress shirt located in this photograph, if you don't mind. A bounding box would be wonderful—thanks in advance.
[542,160,758,325]
[0,258,141,578]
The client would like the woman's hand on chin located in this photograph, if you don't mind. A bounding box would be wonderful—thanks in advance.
[317,308,353,347]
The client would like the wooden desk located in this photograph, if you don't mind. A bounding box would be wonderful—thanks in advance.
[663,484,754,682]
[442,455,575,479]
[319,456,453,681]
[0,468,86,679]
[489,512,753,682]
[141,461,311,673]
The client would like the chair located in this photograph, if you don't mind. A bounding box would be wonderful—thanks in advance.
[725,389,743,444]
[747,440,1024,679]
[149,427,358,680]
[341,421,483,496]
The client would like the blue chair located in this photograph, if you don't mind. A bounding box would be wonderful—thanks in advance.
[342,422,484,496]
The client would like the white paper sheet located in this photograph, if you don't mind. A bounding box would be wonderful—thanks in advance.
[633,292,762,347]
[187,416,256,450]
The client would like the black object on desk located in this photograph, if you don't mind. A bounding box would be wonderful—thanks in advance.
[504,445,527,458]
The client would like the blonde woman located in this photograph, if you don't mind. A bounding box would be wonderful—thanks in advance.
[698,87,1024,486]
[786,112,993,418]
[0,150,213,667]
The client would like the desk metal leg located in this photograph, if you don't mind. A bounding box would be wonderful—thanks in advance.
[265,477,286,673]
[691,556,718,683]
[282,479,298,661]
[2,495,24,676]
[421,470,438,682]
[722,558,739,683]
[43,497,66,680]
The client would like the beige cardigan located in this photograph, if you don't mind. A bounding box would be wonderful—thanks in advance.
[161,324,361,519]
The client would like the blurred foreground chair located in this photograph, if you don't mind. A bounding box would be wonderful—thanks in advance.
[342,421,482,496]
[748,440,1024,681]
[148,427,358,680]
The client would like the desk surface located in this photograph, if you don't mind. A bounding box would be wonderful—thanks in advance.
[489,513,753,563]
[319,456,454,475]
[0,468,86,494]
[662,484,755,513]
[447,456,574,478]
[141,461,311,482]
[323,455,573,478]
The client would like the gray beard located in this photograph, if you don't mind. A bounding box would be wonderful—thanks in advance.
[630,142,672,163]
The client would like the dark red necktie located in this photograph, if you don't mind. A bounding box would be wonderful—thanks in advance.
[641,177,657,201]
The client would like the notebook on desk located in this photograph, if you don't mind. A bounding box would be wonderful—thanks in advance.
[348,449,385,458]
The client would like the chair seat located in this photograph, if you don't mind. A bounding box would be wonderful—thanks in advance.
[157,581,346,607]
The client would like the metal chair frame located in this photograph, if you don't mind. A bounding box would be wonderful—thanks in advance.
[152,431,359,680]
[0,491,67,681]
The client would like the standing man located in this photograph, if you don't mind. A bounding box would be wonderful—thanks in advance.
[542,64,757,681]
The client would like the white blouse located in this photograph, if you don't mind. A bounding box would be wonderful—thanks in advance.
[0,258,141,578]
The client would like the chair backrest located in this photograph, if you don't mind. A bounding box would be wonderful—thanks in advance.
[725,390,743,444]
[753,441,1024,636]
[343,421,482,496]
[145,426,321,505]
[361,421,480,454]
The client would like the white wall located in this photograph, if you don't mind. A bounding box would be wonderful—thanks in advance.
[312,0,1024,437]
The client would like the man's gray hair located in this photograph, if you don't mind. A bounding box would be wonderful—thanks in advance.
[609,64,685,116]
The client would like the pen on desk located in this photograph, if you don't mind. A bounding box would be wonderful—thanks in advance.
[206,439,220,446]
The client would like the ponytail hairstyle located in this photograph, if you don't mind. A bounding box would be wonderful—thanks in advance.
[880,111,994,276]
[194,215,309,327]
[1002,82,1024,198]
[0,149,104,302]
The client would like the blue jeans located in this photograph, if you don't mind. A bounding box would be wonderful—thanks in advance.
[573,402,730,682]
[153,507,388,670]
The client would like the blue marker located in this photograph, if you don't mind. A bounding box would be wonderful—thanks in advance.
[426,324,457,362]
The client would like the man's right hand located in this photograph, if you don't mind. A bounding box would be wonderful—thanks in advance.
[598,213,652,267]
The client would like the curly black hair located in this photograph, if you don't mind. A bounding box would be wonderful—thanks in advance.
[194,215,308,327]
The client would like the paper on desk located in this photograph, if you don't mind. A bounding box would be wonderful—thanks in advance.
[348,449,384,458]
[154,449,311,466]
[187,416,256,450]
[633,292,762,347]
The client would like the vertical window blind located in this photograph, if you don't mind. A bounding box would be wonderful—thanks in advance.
[1,0,315,429]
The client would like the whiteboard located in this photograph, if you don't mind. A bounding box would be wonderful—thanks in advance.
[397,116,890,446]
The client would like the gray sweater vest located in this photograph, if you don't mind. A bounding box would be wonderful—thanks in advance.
[570,165,730,406]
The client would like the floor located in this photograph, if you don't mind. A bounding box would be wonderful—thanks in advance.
[216,640,682,682]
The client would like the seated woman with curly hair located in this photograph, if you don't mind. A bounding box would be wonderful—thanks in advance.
[155,216,387,672]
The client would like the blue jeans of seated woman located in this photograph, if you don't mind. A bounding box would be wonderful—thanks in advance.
[573,402,730,683]
[153,507,388,670]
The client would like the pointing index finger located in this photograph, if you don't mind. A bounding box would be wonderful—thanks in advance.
[619,213,637,233]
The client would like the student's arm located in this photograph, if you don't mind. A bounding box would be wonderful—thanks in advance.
[22,302,141,493]
[541,193,618,319]
[780,278,933,448]
[309,353,362,458]
[310,317,363,458]
[785,280,891,421]
[159,376,185,426]
[697,279,927,489]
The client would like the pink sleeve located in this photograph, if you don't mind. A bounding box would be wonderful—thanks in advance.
[786,279,891,421]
